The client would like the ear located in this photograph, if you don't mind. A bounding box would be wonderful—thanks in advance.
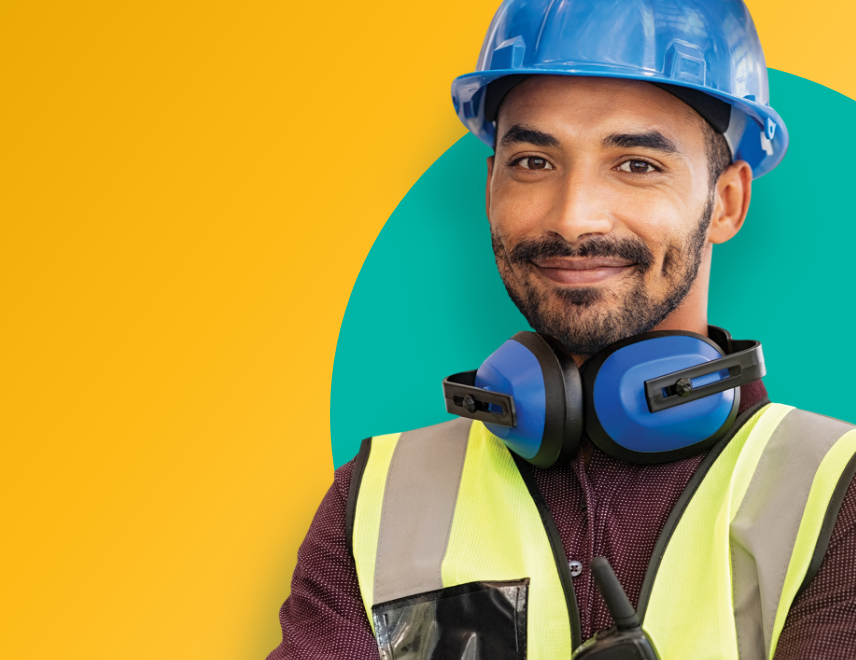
[708,160,752,244]
[486,155,495,221]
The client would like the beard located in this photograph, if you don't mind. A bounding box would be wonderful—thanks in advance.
[491,195,714,357]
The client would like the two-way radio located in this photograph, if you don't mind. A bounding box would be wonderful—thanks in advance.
[572,557,660,660]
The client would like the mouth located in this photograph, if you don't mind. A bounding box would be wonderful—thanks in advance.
[531,257,636,286]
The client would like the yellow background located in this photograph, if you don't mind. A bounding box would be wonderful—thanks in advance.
[2,1,853,658]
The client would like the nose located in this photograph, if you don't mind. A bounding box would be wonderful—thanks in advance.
[542,167,616,243]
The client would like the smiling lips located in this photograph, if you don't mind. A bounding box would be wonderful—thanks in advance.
[532,257,635,286]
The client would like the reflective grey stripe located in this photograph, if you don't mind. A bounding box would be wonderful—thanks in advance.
[731,409,855,660]
[373,418,472,604]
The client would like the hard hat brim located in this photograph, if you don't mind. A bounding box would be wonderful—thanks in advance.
[452,68,788,179]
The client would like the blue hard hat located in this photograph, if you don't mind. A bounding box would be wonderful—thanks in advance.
[451,0,788,178]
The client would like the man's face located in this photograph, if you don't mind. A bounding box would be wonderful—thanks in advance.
[487,75,730,358]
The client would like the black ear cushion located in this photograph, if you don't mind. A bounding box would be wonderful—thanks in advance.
[510,332,583,468]
[538,334,584,467]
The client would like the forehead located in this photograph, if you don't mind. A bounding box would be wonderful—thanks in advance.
[498,75,703,146]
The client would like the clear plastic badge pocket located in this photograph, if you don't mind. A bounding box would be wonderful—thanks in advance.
[372,578,529,660]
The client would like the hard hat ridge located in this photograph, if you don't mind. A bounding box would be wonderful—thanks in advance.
[452,0,789,178]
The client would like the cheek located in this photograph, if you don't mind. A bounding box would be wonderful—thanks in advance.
[606,191,692,251]
[489,175,557,236]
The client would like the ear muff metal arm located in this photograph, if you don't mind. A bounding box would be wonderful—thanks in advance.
[644,340,766,413]
[443,370,518,427]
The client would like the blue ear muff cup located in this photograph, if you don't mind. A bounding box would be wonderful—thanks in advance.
[475,337,548,460]
[582,331,741,464]
[509,332,584,468]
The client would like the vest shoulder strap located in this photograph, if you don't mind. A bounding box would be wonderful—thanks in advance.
[643,403,856,660]
[348,418,472,627]
[745,408,856,659]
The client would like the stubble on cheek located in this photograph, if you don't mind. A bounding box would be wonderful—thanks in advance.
[660,242,681,279]
[490,229,518,286]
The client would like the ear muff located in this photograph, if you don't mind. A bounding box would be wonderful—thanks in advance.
[582,331,741,464]
[443,326,765,468]
[443,331,583,468]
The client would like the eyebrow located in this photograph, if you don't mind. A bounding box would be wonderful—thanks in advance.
[603,131,680,154]
[499,124,560,148]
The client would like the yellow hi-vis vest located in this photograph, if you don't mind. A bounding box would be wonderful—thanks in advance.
[347,403,856,659]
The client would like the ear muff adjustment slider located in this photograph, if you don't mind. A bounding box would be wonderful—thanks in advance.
[644,339,765,413]
[443,370,517,428]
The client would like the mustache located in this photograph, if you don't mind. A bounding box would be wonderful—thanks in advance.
[507,235,654,272]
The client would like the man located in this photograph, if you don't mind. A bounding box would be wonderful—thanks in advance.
[269,1,856,658]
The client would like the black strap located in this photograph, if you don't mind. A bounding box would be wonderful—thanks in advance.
[796,450,856,596]
[636,396,770,619]
[345,437,373,559]
[512,453,582,649]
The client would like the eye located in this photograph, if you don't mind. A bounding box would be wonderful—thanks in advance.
[618,160,658,174]
[516,156,554,171]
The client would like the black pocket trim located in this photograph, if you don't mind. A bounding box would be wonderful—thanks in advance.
[373,579,529,660]
[374,578,530,612]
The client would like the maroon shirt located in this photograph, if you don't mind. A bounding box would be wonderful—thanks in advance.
[269,381,856,659]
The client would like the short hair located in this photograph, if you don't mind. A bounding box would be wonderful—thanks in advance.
[703,120,733,189]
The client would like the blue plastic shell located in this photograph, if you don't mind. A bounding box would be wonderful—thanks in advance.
[451,0,788,178]
[475,339,546,459]
[592,335,734,452]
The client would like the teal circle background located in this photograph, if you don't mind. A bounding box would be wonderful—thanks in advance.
[331,70,856,468]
